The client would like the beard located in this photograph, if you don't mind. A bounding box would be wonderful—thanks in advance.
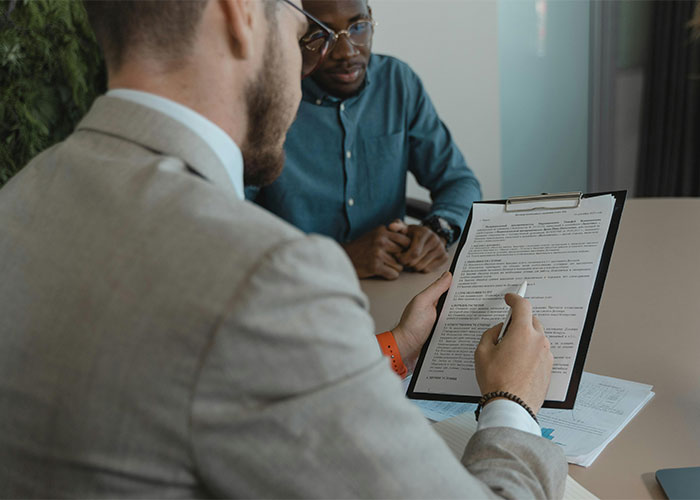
[242,30,294,188]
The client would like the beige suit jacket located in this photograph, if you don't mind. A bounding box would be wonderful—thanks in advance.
[0,96,566,498]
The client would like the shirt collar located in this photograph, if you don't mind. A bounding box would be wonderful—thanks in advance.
[302,54,374,105]
[106,89,245,200]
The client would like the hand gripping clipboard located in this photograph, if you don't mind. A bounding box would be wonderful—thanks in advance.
[407,191,626,409]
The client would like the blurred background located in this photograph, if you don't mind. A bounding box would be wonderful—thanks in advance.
[1,0,698,200]
[372,0,699,200]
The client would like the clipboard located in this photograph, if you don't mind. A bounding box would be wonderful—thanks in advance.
[407,190,626,409]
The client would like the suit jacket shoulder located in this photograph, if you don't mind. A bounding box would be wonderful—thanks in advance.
[0,95,565,499]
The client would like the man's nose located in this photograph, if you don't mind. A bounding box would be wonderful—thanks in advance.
[330,34,359,59]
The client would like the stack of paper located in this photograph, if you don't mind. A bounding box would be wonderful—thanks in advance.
[537,372,654,467]
[432,412,599,500]
[409,398,476,422]
[408,372,654,467]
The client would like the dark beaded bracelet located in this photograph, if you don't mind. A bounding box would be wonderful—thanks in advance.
[474,391,539,424]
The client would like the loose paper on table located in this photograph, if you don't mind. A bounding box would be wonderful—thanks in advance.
[410,372,654,467]
[537,372,654,467]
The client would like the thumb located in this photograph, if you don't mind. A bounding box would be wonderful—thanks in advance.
[504,293,533,331]
[388,219,409,234]
[418,271,452,306]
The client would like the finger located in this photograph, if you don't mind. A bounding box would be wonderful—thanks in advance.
[401,231,430,266]
[431,250,450,270]
[385,230,412,248]
[479,323,503,348]
[531,316,550,350]
[381,238,405,255]
[408,233,440,267]
[504,293,533,331]
[414,234,447,270]
[413,245,448,272]
[413,251,439,272]
[380,251,403,273]
[415,271,452,306]
[388,219,409,234]
[532,315,544,334]
[376,261,401,280]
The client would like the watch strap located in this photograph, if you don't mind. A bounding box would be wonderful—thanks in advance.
[376,331,408,378]
[422,215,458,246]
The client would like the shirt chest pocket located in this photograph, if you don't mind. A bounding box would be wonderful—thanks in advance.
[357,131,407,200]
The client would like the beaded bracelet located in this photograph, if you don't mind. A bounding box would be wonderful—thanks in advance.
[474,391,539,424]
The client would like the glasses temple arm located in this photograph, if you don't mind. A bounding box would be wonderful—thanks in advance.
[280,0,334,35]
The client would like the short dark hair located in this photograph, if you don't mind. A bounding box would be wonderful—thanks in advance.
[83,0,209,71]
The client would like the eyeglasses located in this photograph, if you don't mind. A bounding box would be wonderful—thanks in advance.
[280,0,376,79]
[301,18,376,70]
[280,0,334,78]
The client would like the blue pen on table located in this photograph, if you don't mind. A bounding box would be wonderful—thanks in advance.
[496,281,528,344]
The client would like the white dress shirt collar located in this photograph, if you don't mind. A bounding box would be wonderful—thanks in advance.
[106,89,244,200]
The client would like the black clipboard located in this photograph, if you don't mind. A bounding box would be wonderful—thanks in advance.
[407,190,626,409]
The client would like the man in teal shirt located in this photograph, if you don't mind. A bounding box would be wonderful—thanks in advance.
[247,0,481,280]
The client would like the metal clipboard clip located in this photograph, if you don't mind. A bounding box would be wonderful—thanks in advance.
[505,192,583,213]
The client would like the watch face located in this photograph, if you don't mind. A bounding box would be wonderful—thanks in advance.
[423,216,456,244]
[437,217,452,232]
[425,217,454,244]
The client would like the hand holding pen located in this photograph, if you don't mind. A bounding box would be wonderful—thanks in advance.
[496,281,528,344]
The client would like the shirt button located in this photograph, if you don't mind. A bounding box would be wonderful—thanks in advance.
[315,99,322,105]
[340,103,345,111]
[346,150,352,159]
[348,198,355,206]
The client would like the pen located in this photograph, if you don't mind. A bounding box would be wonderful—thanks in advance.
[496,280,528,344]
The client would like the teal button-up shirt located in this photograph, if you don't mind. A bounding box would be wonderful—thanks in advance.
[247,54,481,243]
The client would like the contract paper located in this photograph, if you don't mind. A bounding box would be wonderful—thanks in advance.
[412,195,616,402]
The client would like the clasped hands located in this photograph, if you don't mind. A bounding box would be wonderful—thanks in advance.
[342,219,449,280]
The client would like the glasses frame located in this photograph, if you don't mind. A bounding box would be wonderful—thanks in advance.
[280,0,335,78]
[311,18,377,51]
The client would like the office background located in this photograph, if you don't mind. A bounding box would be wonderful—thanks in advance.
[1,1,696,198]
[373,0,684,201]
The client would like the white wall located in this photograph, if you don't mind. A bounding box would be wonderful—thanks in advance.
[370,0,502,202]
[498,0,590,198]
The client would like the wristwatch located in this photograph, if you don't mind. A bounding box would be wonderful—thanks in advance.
[422,215,459,247]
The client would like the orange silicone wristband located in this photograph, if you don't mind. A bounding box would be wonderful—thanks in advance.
[376,331,408,378]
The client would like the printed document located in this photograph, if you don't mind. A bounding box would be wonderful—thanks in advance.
[410,372,653,468]
[412,194,616,403]
[537,372,654,467]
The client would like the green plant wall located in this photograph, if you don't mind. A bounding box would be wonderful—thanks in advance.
[0,0,106,186]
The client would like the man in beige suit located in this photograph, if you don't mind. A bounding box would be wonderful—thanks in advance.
[0,0,566,497]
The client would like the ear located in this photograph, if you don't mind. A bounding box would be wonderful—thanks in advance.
[219,0,256,60]
[368,5,373,18]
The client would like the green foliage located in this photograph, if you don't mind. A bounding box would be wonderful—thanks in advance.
[0,0,106,186]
